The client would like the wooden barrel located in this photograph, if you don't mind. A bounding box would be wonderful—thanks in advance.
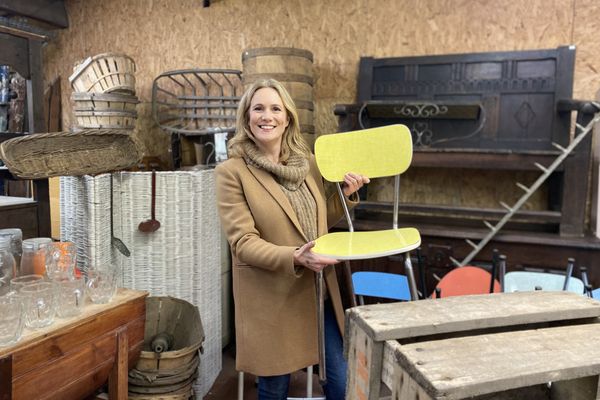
[242,47,315,148]
[128,296,204,399]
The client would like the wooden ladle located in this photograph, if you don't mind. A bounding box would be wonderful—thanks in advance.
[138,170,161,233]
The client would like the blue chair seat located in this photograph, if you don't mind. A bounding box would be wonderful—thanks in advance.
[352,271,411,302]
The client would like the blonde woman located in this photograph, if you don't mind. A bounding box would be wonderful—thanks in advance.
[215,79,368,399]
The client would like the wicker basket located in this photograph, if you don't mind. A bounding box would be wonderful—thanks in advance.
[72,92,139,112]
[0,129,142,179]
[69,53,136,94]
[152,69,243,136]
[73,110,137,129]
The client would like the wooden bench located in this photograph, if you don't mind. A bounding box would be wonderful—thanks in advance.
[345,291,600,399]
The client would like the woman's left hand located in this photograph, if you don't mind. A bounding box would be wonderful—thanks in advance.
[342,172,370,197]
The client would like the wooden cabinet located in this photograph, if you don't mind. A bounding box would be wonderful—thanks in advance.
[0,288,147,400]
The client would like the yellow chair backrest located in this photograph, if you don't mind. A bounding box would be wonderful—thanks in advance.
[314,124,412,182]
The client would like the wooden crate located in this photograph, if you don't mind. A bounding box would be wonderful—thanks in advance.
[345,291,600,400]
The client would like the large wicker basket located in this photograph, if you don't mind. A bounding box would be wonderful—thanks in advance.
[69,53,136,94]
[152,69,243,136]
[0,129,141,179]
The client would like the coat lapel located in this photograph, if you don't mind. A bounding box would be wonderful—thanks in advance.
[247,164,309,242]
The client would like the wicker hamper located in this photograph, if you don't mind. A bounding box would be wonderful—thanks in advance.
[60,170,222,398]
[0,129,141,179]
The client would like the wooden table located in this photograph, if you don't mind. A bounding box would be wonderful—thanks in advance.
[0,288,148,400]
[345,291,600,400]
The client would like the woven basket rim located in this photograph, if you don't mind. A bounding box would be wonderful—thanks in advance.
[0,129,141,179]
[69,53,136,84]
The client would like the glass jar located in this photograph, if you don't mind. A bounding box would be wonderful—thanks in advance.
[0,293,24,346]
[21,237,52,276]
[0,236,16,296]
[0,229,23,274]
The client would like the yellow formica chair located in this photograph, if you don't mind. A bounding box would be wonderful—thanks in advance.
[310,124,422,385]
[312,124,421,300]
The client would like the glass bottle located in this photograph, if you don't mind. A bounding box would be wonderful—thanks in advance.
[0,235,16,296]
[20,237,52,276]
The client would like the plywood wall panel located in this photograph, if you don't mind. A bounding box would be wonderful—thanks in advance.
[42,0,600,211]
[366,0,573,58]
[572,0,600,100]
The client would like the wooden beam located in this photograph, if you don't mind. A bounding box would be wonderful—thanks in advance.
[0,0,68,28]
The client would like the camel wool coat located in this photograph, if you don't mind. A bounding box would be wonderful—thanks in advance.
[215,155,356,376]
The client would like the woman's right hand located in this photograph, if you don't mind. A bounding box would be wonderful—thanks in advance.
[294,241,338,272]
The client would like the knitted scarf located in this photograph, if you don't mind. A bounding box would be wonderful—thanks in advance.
[243,142,317,241]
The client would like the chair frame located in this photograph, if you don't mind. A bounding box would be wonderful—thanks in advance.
[314,125,420,300]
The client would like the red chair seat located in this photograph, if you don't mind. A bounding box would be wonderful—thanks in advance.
[432,266,501,298]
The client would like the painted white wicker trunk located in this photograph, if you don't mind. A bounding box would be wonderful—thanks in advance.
[60,170,222,398]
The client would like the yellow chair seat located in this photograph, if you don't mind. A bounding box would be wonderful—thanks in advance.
[312,228,421,260]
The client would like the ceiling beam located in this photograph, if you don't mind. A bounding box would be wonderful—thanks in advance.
[0,0,68,29]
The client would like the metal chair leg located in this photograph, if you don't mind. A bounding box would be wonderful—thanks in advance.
[344,260,357,307]
[490,249,499,293]
[306,365,313,397]
[315,271,327,385]
[499,255,507,292]
[416,247,426,299]
[238,371,244,400]
[404,252,419,301]
[563,258,575,291]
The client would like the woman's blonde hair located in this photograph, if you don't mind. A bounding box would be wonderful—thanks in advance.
[227,78,310,161]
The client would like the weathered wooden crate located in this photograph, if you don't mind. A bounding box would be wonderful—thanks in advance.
[345,291,600,400]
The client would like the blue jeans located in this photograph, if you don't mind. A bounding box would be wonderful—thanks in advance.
[257,300,347,400]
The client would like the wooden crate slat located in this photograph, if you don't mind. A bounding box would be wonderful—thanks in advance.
[395,323,600,399]
[349,291,600,342]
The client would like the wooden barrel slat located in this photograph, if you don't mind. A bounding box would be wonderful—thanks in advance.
[244,80,313,104]
[243,47,316,146]
[242,47,314,62]
[242,73,313,86]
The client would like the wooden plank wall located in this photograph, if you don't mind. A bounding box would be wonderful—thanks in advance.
[40,0,600,210]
